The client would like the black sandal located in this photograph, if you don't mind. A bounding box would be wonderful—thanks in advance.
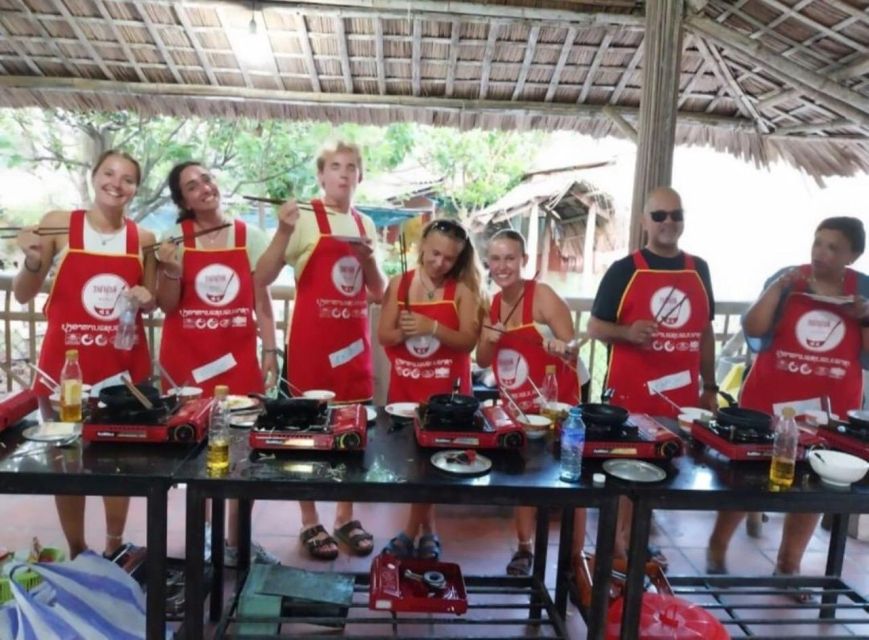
[382,532,415,558]
[506,549,533,576]
[333,520,374,556]
[416,533,441,561]
[300,524,339,560]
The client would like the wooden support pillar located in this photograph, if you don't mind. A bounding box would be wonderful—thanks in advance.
[629,0,684,250]
[525,202,540,279]
[582,203,598,295]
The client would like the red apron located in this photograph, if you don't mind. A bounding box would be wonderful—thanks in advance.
[605,252,710,417]
[159,219,263,396]
[740,266,862,417]
[491,280,580,412]
[384,270,471,403]
[36,210,150,395]
[287,199,373,402]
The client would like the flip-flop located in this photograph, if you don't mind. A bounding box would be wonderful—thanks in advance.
[417,533,441,561]
[506,548,533,576]
[382,532,415,558]
[774,570,820,604]
[333,519,374,556]
[300,524,339,560]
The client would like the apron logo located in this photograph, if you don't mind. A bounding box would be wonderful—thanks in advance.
[405,335,440,359]
[195,264,240,307]
[81,274,128,321]
[496,349,529,390]
[649,287,692,329]
[795,310,845,353]
[331,256,363,297]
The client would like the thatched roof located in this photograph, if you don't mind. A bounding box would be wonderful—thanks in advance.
[0,1,867,179]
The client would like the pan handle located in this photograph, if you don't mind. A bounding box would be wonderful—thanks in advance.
[717,389,738,407]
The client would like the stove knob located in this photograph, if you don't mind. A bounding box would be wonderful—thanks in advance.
[659,440,680,459]
[337,432,362,449]
[172,424,195,442]
[500,431,524,449]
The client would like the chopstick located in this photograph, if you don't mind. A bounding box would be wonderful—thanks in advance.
[500,386,528,422]
[155,361,180,393]
[398,231,410,308]
[501,270,539,327]
[651,387,682,413]
[658,295,688,325]
[279,375,304,397]
[25,362,59,392]
[142,223,232,252]
[0,226,69,232]
[653,285,677,322]
[120,375,153,410]
[526,376,548,406]
[1,228,69,239]
[242,195,314,211]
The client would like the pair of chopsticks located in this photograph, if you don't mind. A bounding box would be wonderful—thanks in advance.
[242,195,315,213]
[398,231,410,307]
[499,269,540,327]
[0,226,69,240]
[25,361,59,393]
[500,385,528,422]
[142,223,232,253]
[121,375,153,410]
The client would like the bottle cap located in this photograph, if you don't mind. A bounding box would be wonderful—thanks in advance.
[781,407,796,419]
[545,364,556,374]
[65,349,78,358]
[214,384,230,398]
[593,473,605,487]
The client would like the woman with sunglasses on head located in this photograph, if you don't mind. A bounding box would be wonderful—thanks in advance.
[707,217,868,589]
[13,150,156,559]
[156,161,280,567]
[476,229,590,576]
[378,218,485,560]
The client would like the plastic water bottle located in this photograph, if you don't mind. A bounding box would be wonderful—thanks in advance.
[113,294,138,351]
[560,407,586,482]
[207,385,231,475]
[769,406,798,490]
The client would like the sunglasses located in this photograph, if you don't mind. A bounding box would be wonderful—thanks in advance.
[649,209,684,223]
[427,219,468,240]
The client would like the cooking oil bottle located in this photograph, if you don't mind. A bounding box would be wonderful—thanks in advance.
[769,406,798,490]
[207,385,230,475]
[540,365,560,427]
[59,349,83,422]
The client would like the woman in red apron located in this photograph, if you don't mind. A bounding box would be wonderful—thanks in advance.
[477,230,589,576]
[13,150,156,559]
[378,218,483,560]
[708,217,867,589]
[156,161,279,566]
[254,141,386,560]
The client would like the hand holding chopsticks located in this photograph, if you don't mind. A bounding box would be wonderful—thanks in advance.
[0,226,69,240]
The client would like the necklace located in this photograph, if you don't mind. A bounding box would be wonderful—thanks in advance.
[196,220,228,248]
[88,214,125,246]
[419,271,441,300]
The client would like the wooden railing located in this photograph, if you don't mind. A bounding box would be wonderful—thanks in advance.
[0,274,750,402]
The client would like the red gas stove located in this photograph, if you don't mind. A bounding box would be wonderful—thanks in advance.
[249,398,366,451]
[579,414,684,460]
[691,419,823,461]
[82,397,212,444]
[369,553,468,615]
[0,389,38,431]
[816,422,869,460]
[414,404,525,450]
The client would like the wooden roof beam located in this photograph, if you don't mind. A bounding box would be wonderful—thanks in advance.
[445,19,460,98]
[602,105,637,142]
[93,0,148,83]
[335,16,353,93]
[545,27,577,102]
[759,53,869,112]
[0,19,43,76]
[609,39,643,104]
[479,21,501,100]
[50,0,115,80]
[11,0,75,76]
[174,1,219,86]
[411,18,421,97]
[295,13,321,92]
[758,0,866,53]
[131,0,184,84]
[686,15,869,128]
[512,25,539,101]
[215,5,254,88]
[578,32,614,104]
[374,17,385,95]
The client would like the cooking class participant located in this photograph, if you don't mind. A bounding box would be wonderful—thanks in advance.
[476,229,590,576]
[378,218,484,560]
[12,149,156,559]
[707,217,868,588]
[156,161,280,566]
[588,186,717,565]
[255,140,385,560]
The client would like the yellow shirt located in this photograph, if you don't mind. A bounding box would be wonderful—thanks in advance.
[285,205,377,280]
[161,220,268,274]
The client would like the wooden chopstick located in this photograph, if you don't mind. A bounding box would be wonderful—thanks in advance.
[501,269,539,326]
[1,229,70,240]
[242,195,314,211]
[0,226,69,231]
[399,232,409,307]
[142,223,232,252]
[121,375,153,410]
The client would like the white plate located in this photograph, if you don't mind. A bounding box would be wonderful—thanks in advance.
[385,402,418,419]
[602,459,667,483]
[365,406,377,422]
[229,414,258,429]
[226,395,257,411]
[431,450,492,475]
[22,422,81,443]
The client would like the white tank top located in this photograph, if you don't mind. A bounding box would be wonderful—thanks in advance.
[51,214,141,271]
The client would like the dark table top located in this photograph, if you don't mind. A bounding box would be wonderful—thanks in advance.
[174,411,622,506]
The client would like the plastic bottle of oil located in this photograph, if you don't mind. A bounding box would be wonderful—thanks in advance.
[59,349,83,422]
[206,385,230,475]
[769,406,798,490]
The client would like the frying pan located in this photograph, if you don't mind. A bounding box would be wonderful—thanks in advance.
[427,392,480,424]
[847,409,869,431]
[716,391,773,431]
[98,383,162,410]
[578,403,628,427]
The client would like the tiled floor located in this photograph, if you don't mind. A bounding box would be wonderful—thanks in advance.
[2,492,868,638]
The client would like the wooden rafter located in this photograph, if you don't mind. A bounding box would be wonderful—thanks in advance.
[50,0,115,80]
[0,18,43,76]
[760,54,869,112]
[411,18,421,97]
[609,38,642,104]
[174,1,218,86]
[11,0,76,76]
[295,13,321,92]
[132,0,184,84]
[602,105,637,142]
[758,0,866,53]
[678,36,710,108]
[445,19,460,98]
[93,0,148,83]
[374,17,385,95]
[512,24,539,101]
[479,20,501,100]
[215,4,253,88]
[335,16,353,93]
[545,27,577,102]
[578,32,613,103]
[776,119,857,135]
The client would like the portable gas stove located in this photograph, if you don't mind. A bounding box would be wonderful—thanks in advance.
[0,389,38,431]
[816,422,869,460]
[82,397,212,444]
[413,404,525,449]
[248,398,366,451]
[691,419,823,461]
[369,553,468,615]
[580,414,684,460]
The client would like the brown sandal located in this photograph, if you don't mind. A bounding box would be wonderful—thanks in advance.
[333,520,374,556]
[300,524,339,560]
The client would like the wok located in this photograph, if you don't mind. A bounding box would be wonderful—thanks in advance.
[578,403,628,427]
[847,409,869,431]
[98,383,163,410]
[427,392,480,423]
[716,391,773,431]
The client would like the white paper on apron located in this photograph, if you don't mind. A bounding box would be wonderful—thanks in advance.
[646,370,692,395]
[192,352,238,384]
[771,397,822,416]
[329,338,364,369]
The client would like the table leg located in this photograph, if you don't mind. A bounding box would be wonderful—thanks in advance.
[237,497,253,583]
[821,512,848,620]
[210,498,226,622]
[145,486,167,640]
[554,507,574,619]
[587,498,617,640]
[184,485,206,640]
[620,500,652,640]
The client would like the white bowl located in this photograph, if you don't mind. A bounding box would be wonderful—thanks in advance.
[170,386,203,403]
[808,450,869,487]
[676,413,695,435]
[303,389,336,402]
[518,414,552,439]
[49,384,92,414]
[680,407,713,425]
